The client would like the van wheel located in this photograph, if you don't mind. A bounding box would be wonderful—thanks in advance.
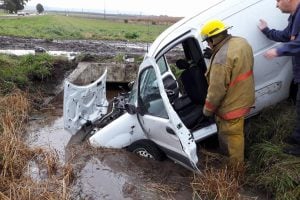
[127,140,165,161]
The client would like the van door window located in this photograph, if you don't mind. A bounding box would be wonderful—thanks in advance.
[154,37,209,129]
[139,67,168,118]
[157,56,168,75]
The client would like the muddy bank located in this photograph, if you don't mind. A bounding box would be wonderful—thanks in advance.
[0,36,148,56]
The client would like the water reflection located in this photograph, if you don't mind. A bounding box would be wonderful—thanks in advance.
[0,49,78,60]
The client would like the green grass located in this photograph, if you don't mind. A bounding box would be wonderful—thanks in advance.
[0,53,73,94]
[0,15,169,42]
[245,101,300,199]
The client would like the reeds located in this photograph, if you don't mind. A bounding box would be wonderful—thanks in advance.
[0,90,74,200]
[191,150,245,200]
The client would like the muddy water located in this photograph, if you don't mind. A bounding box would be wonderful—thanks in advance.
[26,89,193,200]
[0,49,78,60]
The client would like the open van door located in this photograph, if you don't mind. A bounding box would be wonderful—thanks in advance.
[136,58,199,170]
[63,70,109,135]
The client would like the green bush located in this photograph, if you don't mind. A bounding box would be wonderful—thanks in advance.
[20,54,53,81]
[124,32,139,39]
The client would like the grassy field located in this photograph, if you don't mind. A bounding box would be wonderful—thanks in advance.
[0,14,170,42]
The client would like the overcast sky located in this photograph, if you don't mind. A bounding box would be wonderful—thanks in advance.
[25,0,221,17]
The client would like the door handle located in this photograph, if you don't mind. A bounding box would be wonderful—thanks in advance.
[166,127,175,135]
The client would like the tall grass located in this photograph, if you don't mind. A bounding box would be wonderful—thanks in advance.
[0,90,74,199]
[191,150,245,200]
[245,101,300,199]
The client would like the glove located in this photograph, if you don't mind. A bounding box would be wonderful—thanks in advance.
[203,107,214,117]
[203,47,212,59]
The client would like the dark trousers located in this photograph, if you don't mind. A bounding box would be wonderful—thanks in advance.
[292,83,300,142]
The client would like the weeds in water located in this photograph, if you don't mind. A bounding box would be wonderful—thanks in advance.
[0,91,74,200]
[191,152,245,200]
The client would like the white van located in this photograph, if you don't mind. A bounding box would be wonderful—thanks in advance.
[63,0,293,171]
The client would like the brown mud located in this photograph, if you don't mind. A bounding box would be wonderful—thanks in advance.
[0,36,148,56]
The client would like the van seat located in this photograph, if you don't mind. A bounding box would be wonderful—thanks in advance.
[172,59,208,129]
[173,94,203,128]
[176,59,207,105]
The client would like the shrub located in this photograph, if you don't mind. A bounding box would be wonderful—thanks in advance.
[20,54,53,81]
[124,32,139,39]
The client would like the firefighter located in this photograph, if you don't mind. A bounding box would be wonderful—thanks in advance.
[200,19,255,164]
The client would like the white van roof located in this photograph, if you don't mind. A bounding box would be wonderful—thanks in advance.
[148,0,288,58]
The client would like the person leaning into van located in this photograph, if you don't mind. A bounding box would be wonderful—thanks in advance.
[200,20,255,165]
[258,0,300,156]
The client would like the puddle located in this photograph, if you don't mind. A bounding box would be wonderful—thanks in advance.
[27,115,71,161]
[72,157,131,200]
[26,106,193,199]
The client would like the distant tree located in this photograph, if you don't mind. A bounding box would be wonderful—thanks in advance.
[36,3,44,14]
[3,0,28,13]
[0,1,4,9]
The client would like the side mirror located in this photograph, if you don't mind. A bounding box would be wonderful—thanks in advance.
[128,81,135,90]
[125,103,137,115]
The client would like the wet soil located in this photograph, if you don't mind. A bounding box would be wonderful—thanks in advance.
[0,36,148,56]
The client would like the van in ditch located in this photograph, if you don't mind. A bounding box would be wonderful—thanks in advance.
[63,0,293,171]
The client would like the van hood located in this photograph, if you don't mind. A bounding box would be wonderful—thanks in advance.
[63,70,109,135]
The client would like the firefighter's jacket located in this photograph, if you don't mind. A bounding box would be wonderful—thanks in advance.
[204,35,255,120]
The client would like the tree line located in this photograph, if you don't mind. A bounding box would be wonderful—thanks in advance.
[0,0,44,14]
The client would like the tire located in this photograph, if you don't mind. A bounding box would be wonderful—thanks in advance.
[127,139,166,161]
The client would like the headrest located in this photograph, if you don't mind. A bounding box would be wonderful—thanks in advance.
[175,59,189,70]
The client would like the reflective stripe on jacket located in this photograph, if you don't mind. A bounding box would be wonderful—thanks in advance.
[204,36,255,120]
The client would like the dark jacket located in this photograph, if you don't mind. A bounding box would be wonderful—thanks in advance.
[261,3,300,82]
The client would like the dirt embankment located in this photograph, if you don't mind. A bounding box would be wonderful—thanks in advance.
[0,36,148,56]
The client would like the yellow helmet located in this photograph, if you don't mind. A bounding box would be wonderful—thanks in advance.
[200,19,231,41]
